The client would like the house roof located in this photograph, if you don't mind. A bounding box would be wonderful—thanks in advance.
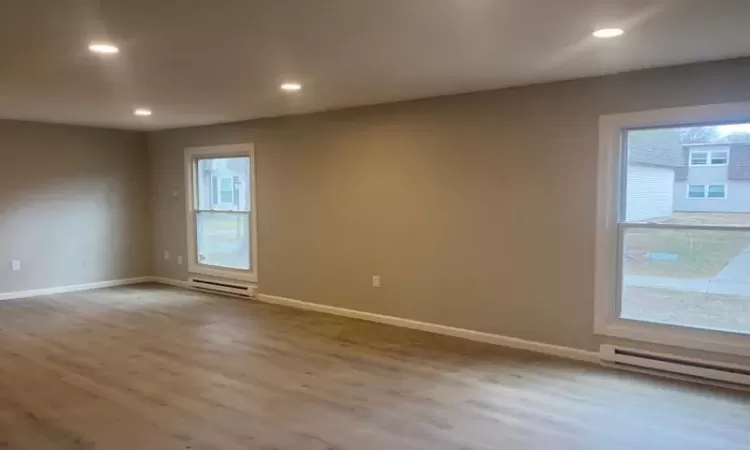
[683,141,750,147]
[627,131,684,167]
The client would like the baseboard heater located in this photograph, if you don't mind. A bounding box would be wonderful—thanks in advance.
[188,277,257,298]
[600,345,750,387]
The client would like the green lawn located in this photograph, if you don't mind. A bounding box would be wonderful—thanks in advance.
[624,213,750,278]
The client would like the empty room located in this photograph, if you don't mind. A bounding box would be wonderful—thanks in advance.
[2,1,750,448]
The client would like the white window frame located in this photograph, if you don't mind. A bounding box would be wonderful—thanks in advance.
[596,102,750,358]
[185,143,258,282]
[685,183,728,199]
[688,148,729,166]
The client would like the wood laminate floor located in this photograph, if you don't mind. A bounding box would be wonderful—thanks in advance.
[0,284,748,449]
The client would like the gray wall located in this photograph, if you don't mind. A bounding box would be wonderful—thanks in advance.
[149,58,750,354]
[0,120,151,293]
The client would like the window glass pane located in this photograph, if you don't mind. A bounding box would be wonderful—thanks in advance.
[707,185,726,198]
[211,177,218,205]
[196,212,250,270]
[232,176,241,208]
[620,227,750,334]
[220,177,233,204]
[195,157,250,211]
[690,152,707,165]
[688,185,705,198]
[711,151,728,165]
[623,126,750,226]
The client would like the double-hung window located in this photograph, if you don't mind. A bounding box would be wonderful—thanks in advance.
[185,144,257,282]
[689,151,708,166]
[689,149,729,166]
[596,103,750,357]
[687,184,727,199]
[711,151,729,165]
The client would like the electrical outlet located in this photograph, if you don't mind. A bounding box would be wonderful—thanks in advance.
[372,275,381,288]
[164,251,170,260]
[11,260,20,271]
[177,256,183,265]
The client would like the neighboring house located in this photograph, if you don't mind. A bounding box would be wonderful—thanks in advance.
[625,131,684,221]
[674,142,750,213]
[196,157,250,211]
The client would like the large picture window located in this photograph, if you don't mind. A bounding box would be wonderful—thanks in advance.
[596,103,750,357]
[185,144,257,282]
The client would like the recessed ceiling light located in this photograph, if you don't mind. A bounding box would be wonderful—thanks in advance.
[593,28,624,38]
[88,43,119,54]
[280,82,302,92]
[134,108,152,117]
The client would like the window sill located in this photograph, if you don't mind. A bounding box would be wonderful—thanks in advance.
[595,317,750,358]
[188,263,257,283]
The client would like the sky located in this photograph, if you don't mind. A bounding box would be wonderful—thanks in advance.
[717,123,750,136]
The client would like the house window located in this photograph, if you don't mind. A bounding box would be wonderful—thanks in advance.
[687,184,727,199]
[688,184,706,198]
[708,184,727,199]
[186,144,257,282]
[689,151,708,165]
[596,103,750,357]
[711,151,729,165]
[219,177,234,204]
[689,149,729,166]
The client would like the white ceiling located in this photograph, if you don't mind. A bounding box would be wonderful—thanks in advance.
[2,0,750,130]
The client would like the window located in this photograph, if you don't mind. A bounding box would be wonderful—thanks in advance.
[711,151,729,165]
[708,184,727,199]
[185,144,257,282]
[688,184,706,198]
[596,103,750,357]
[686,184,727,199]
[689,151,707,165]
[219,177,234,204]
[689,149,729,166]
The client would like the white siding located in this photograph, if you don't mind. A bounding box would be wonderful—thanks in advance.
[625,164,675,221]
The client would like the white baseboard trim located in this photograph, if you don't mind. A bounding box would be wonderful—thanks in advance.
[256,293,599,363]
[139,280,750,390]
[146,279,597,362]
[0,277,153,301]
[146,279,598,362]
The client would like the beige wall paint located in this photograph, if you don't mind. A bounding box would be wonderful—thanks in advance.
[0,120,151,293]
[149,58,750,353]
